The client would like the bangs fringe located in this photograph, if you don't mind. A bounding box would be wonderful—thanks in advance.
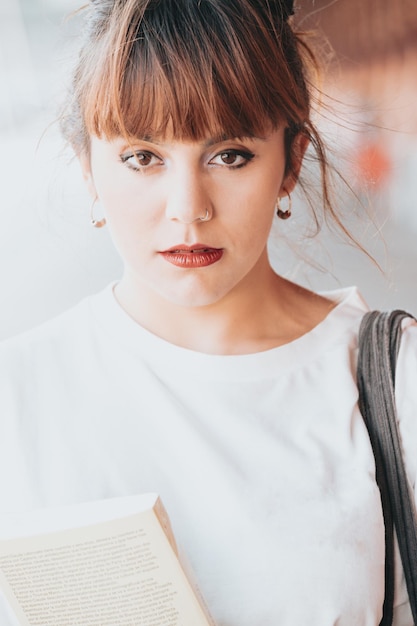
[81,0,308,143]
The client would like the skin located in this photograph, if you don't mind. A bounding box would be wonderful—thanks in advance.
[80,126,334,354]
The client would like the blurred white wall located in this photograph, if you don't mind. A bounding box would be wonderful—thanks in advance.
[0,0,123,340]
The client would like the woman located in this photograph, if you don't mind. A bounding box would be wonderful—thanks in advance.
[1,0,416,624]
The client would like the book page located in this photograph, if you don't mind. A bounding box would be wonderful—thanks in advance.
[0,509,213,626]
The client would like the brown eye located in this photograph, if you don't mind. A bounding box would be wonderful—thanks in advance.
[210,149,255,169]
[120,150,161,171]
[135,152,152,166]
[220,152,237,164]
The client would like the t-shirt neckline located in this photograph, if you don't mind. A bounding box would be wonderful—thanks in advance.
[89,283,368,382]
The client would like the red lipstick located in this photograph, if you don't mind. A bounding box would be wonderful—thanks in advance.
[160,244,223,268]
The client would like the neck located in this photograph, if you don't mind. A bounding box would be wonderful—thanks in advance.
[114,258,334,355]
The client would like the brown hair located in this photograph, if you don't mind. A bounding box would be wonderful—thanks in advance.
[61,0,340,232]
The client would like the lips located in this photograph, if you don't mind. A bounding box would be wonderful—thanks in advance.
[160,244,224,268]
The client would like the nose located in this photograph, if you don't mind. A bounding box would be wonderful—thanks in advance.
[165,168,212,224]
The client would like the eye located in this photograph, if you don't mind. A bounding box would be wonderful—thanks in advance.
[120,150,162,171]
[210,149,255,169]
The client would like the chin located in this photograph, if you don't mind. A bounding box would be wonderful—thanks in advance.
[158,285,230,309]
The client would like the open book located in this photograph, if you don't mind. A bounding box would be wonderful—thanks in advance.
[0,493,215,626]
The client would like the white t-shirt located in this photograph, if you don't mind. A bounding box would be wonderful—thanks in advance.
[0,284,416,625]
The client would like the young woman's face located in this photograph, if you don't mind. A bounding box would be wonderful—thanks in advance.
[82,127,296,308]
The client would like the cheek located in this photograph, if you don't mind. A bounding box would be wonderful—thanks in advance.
[231,174,280,249]
[91,152,145,215]
[233,176,279,227]
[95,174,133,212]
[94,172,158,229]
[242,152,285,206]
[99,187,163,265]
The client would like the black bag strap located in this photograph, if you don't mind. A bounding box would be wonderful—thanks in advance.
[357,310,417,626]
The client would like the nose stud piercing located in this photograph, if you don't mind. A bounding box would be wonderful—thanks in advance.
[198,209,210,222]
[179,209,211,224]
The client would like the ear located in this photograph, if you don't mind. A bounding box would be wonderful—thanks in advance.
[280,132,309,196]
[79,152,97,199]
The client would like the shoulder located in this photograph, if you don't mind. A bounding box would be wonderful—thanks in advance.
[398,314,417,359]
[395,314,417,403]
[0,298,89,365]
[395,315,417,476]
[312,286,369,354]
[0,284,115,387]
